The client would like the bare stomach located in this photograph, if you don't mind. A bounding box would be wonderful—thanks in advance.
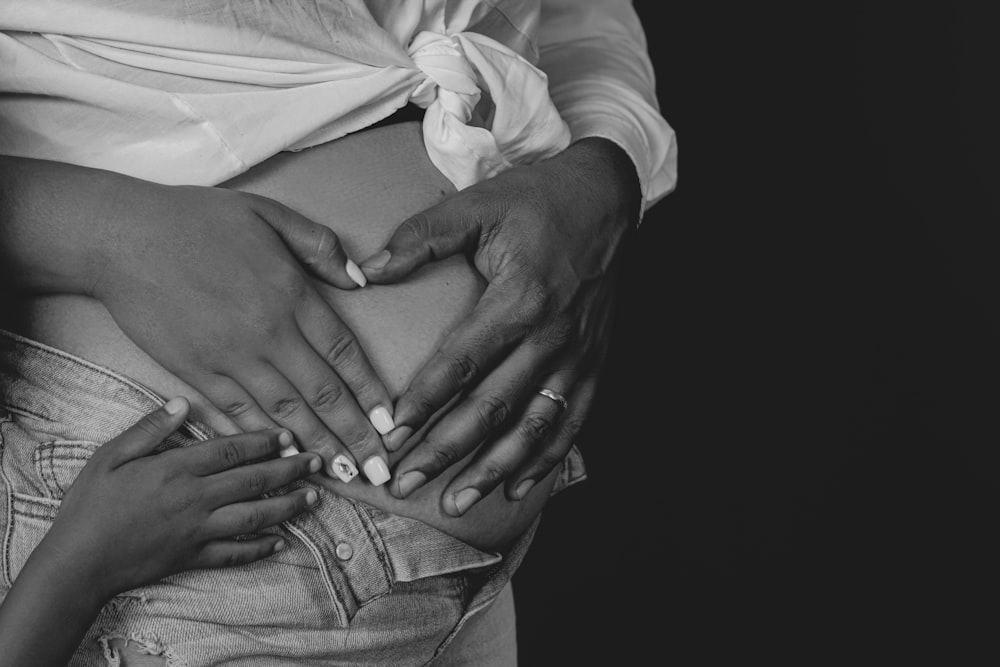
[5,121,556,552]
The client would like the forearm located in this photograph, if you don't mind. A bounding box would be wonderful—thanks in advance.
[538,0,677,214]
[0,156,123,296]
[0,541,108,665]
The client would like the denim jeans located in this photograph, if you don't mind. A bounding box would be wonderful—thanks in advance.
[0,329,585,665]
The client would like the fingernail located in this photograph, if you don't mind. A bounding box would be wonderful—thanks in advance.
[278,429,298,458]
[514,479,536,499]
[362,456,391,486]
[453,488,482,515]
[395,470,426,497]
[307,456,322,473]
[362,250,391,271]
[385,425,414,452]
[164,397,186,415]
[345,259,367,287]
[305,489,318,505]
[273,539,286,553]
[369,406,395,435]
[330,455,358,483]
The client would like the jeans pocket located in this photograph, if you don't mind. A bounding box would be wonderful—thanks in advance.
[4,492,60,587]
[33,440,100,500]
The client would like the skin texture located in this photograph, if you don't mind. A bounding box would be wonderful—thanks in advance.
[363,136,641,516]
[0,156,394,484]
[1,122,560,551]
[0,121,639,665]
[0,399,322,666]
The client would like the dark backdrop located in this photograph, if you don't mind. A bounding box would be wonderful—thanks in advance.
[514,3,998,664]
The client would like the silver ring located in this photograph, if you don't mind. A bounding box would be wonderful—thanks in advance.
[536,388,569,412]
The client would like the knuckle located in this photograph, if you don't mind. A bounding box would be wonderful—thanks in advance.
[243,470,269,495]
[310,382,345,412]
[444,353,479,387]
[400,213,432,241]
[342,424,376,454]
[221,400,254,420]
[240,507,268,533]
[168,491,199,514]
[218,440,245,469]
[477,462,511,487]
[518,412,555,443]
[474,395,511,432]
[518,281,549,322]
[406,392,440,422]
[299,430,334,456]
[134,416,164,439]
[561,416,587,440]
[271,395,303,420]
[524,449,565,476]
[541,318,574,348]
[533,448,566,472]
[428,443,461,472]
[486,245,524,280]
[315,227,341,259]
[223,550,248,568]
[323,334,361,369]
[276,270,309,301]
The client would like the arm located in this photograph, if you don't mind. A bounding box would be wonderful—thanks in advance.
[359,1,677,514]
[537,0,678,215]
[0,156,394,485]
[0,398,321,666]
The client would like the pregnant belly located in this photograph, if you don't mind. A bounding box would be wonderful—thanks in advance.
[6,121,557,552]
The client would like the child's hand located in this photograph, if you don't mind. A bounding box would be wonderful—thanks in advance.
[35,396,322,600]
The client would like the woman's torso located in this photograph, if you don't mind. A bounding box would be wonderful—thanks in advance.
[1,121,557,552]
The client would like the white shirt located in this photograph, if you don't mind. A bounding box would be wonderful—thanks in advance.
[0,0,677,215]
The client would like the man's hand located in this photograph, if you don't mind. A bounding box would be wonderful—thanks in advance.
[360,138,641,515]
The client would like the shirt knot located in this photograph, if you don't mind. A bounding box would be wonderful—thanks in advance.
[408,30,480,109]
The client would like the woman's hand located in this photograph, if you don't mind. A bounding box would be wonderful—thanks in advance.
[0,157,395,485]
[85,172,395,485]
[39,397,322,598]
[359,137,641,515]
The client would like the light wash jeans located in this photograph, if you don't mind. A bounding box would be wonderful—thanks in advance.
[0,330,584,665]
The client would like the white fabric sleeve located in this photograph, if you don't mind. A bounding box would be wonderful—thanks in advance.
[538,0,678,218]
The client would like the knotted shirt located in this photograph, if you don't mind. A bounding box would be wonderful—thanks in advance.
[0,0,676,213]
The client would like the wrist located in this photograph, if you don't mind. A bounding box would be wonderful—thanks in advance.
[19,537,114,611]
[562,137,642,230]
[0,156,133,297]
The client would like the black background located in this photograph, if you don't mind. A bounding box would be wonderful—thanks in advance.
[514,3,999,664]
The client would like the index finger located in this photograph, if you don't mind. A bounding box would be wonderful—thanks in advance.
[182,429,295,476]
[296,290,395,436]
[385,287,527,450]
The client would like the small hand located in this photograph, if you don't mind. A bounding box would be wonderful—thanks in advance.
[91,180,394,485]
[37,397,322,599]
[359,138,640,515]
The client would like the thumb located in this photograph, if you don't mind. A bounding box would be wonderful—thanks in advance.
[359,201,482,283]
[103,396,190,467]
[252,196,364,289]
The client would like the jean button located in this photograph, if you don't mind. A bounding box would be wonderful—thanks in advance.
[335,542,354,560]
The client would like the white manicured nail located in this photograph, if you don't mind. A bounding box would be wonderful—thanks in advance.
[363,456,391,486]
[330,455,358,483]
[345,259,367,287]
[369,406,395,435]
